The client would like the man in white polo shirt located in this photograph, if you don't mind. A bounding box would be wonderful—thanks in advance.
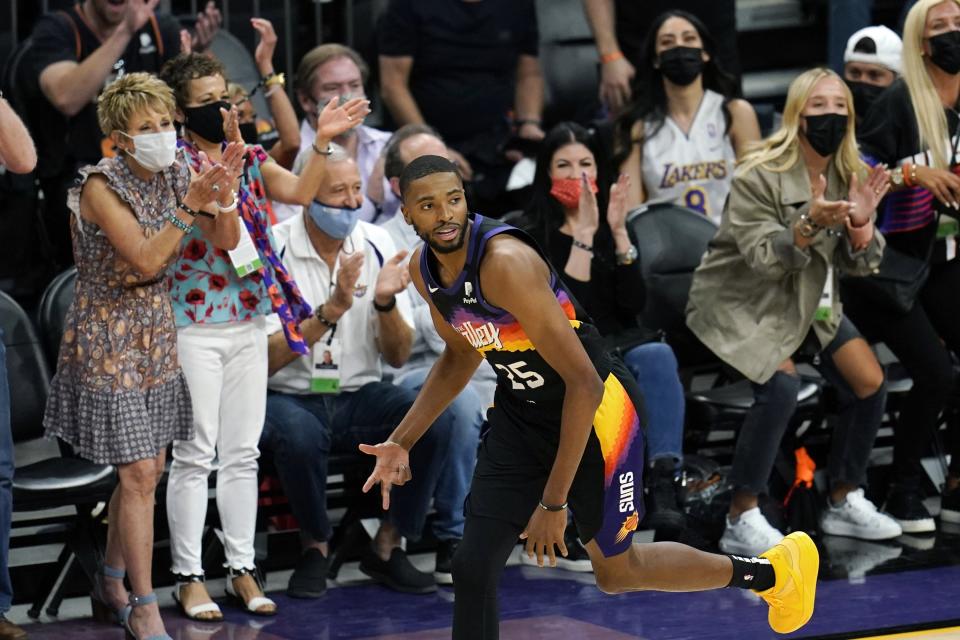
[261,145,468,598]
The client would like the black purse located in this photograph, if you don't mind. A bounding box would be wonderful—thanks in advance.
[842,245,930,314]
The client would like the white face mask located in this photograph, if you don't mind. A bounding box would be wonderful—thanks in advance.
[120,130,178,173]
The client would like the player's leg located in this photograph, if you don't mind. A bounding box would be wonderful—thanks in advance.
[451,515,523,640]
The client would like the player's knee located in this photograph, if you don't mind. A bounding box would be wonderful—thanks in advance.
[451,545,486,594]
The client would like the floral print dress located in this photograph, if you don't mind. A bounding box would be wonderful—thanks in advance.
[43,155,195,464]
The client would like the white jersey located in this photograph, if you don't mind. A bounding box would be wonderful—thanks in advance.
[641,90,736,224]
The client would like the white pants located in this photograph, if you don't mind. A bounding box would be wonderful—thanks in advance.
[168,318,267,575]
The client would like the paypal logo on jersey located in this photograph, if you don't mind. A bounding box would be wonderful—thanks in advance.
[463,281,477,304]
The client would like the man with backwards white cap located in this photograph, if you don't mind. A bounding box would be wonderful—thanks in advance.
[843,25,904,122]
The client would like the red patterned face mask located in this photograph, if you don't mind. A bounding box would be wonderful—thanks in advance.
[550,176,598,209]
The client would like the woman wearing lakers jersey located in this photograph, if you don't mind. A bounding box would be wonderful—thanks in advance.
[687,68,901,558]
[613,10,760,223]
[359,155,818,639]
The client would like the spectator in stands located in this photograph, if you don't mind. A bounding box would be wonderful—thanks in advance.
[845,0,960,534]
[286,44,392,223]
[581,0,739,114]
[262,146,473,596]
[521,122,687,536]
[157,53,368,621]
[381,125,494,581]
[842,25,902,123]
[228,18,301,170]
[0,95,36,175]
[26,0,220,270]
[0,92,34,640]
[612,11,760,224]
[42,72,233,640]
[686,68,902,556]
[378,0,545,216]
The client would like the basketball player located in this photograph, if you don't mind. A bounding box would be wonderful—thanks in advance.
[359,155,817,639]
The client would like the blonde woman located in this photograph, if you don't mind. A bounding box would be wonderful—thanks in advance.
[687,68,902,556]
[848,0,960,534]
[42,72,239,640]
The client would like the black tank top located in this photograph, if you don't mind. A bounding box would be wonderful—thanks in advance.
[419,213,614,425]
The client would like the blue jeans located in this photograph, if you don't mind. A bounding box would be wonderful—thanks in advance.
[261,381,462,543]
[0,333,13,612]
[829,0,874,73]
[622,342,685,465]
[396,368,483,540]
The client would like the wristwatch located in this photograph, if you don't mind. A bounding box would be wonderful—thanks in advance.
[797,212,821,238]
[890,167,905,187]
[616,244,638,265]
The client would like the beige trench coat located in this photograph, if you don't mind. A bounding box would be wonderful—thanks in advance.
[686,157,885,384]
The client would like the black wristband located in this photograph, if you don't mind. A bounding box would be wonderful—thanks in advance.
[538,500,568,512]
[315,304,337,330]
[373,296,397,313]
[571,239,593,254]
[177,201,200,218]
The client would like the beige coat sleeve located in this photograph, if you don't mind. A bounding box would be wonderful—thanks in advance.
[726,171,812,281]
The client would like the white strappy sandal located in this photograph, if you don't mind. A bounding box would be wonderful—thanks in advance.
[225,567,277,616]
[172,575,223,622]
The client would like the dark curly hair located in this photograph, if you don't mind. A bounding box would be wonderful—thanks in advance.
[159,53,228,108]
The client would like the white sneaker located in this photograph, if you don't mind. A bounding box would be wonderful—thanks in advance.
[821,489,902,540]
[719,507,784,556]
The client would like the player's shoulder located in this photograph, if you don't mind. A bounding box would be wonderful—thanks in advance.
[480,233,547,282]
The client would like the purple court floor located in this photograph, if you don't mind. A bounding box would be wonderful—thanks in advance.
[14,533,960,640]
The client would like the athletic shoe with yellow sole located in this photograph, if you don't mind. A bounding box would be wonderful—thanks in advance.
[756,531,819,634]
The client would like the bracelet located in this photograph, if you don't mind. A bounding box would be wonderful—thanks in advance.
[373,296,397,313]
[600,50,625,64]
[538,500,568,512]
[514,118,542,128]
[195,209,217,219]
[903,162,915,188]
[218,197,238,213]
[177,201,199,218]
[315,304,337,330]
[261,72,285,88]
[166,210,193,233]
[312,141,334,156]
[572,239,594,254]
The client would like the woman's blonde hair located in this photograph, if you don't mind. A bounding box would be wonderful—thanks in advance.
[227,82,248,103]
[737,67,863,183]
[903,0,960,169]
[97,72,175,135]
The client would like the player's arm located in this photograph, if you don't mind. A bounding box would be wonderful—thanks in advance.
[359,247,483,507]
[481,236,605,507]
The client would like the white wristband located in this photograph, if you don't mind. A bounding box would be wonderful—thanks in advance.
[218,197,238,213]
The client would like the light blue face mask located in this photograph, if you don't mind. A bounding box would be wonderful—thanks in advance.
[307,200,361,239]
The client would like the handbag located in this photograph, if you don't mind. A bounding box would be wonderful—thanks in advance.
[841,245,930,314]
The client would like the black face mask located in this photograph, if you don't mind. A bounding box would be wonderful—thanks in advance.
[658,46,705,86]
[238,121,259,145]
[929,31,960,74]
[803,113,848,157]
[183,100,230,143]
[846,81,885,119]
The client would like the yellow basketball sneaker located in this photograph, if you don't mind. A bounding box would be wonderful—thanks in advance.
[756,531,819,634]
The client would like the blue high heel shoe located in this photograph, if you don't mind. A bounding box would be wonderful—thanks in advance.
[125,593,172,640]
[90,564,131,627]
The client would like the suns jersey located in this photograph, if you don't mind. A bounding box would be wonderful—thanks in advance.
[641,89,736,224]
[420,213,621,423]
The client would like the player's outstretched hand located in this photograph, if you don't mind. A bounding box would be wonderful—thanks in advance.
[519,507,568,568]
[358,441,411,510]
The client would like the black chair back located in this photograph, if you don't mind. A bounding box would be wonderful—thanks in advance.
[37,267,76,367]
[628,203,719,366]
[0,291,51,444]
